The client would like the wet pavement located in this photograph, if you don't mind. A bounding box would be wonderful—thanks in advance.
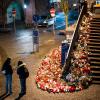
[0,28,100,100]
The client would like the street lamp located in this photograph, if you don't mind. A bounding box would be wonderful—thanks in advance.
[24,4,27,26]
[24,4,27,9]
[73,3,77,7]
[73,2,80,13]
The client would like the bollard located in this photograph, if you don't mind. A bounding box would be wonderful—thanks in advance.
[33,29,39,52]
[61,40,69,67]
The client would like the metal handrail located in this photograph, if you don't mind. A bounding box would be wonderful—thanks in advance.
[62,5,85,74]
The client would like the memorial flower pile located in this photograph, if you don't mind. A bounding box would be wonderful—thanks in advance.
[35,47,83,93]
[35,12,92,93]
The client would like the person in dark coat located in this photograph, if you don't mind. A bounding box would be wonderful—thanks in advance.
[1,57,13,94]
[17,61,27,96]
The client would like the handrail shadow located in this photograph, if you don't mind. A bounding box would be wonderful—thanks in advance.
[0,93,10,100]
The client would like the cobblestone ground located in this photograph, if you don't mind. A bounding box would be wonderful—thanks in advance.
[0,29,100,100]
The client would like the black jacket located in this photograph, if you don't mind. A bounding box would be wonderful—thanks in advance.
[2,64,13,75]
[17,65,26,79]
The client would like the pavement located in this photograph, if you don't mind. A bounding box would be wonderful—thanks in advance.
[0,28,100,100]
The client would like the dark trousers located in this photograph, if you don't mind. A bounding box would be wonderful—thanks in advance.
[20,78,26,94]
[5,74,12,93]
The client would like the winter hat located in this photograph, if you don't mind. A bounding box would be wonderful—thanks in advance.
[18,61,23,66]
[18,61,26,67]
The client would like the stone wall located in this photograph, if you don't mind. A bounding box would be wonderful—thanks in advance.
[20,0,95,24]
[25,0,35,24]
[35,0,49,15]
[0,55,2,68]
[19,0,35,24]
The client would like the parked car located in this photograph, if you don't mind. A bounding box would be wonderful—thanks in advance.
[37,16,48,27]
[33,15,50,27]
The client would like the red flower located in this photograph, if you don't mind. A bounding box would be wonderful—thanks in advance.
[69,86,76,92]
[82,67,90,74]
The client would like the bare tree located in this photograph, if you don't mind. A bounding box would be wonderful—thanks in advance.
[60,0,69,29]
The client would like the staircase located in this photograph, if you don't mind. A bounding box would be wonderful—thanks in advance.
[87,14,100,84]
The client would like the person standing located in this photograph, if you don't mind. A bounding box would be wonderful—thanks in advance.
[1,57,13,95]
[17,61,29,96]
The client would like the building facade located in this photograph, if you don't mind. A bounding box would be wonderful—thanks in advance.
[0,0,49,27]
[0,0,96,28]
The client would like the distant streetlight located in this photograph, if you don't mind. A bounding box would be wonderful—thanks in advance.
[73,2,80,13]
[73,3,77,7]
[24,4,27,26]
[24,4,27,9]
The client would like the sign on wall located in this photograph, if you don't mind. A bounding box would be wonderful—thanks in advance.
[12,8,16,17]
[50,8,55,17]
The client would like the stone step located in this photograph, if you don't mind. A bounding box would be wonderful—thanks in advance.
[90,61,100,64]
[88,39,100,42]
[87,44,100,47]
[89,27,100,30]
[89,23,100,27]
[89,32,100,34]
[90,20,100,24]
[92,81,100,84]
[89,35,100,39]
[88,53,100,58]
[93,15,100,19]
[89,33,100,36]
[91,67,100,71]
[91,66,100,70]
[90,22,100,24]
[87,42,100,44]
[90,30,100,33]
[88,45,100,49]
[88,50,100,54]
[91,77,100,82]
[87,42,100,46]
[91,76,100,78]
[90,24,100,28]
[89,14,100,84]
[87,44,100,46]
[91,17,100,20]
[90,19,100,22]
[89,57,100,61]
[88,49,100,52]
[90,62,100,66]
[91,71,100,74]
[91,65,100,68]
